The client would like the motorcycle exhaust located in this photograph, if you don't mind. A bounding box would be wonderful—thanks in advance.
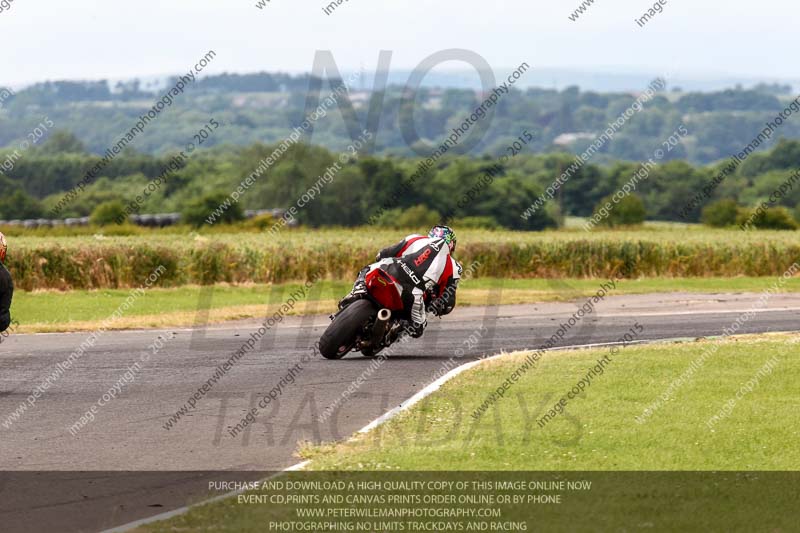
[368,308,392,347]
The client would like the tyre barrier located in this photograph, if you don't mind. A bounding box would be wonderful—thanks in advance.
[0,208,288,229]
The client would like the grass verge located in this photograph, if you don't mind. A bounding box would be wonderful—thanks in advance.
[301,333,800,470]
[11,277,800,333]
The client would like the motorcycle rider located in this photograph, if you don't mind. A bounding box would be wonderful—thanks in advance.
[340,225,461,338]
[0,232,13,333]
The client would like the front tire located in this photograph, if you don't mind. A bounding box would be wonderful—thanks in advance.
[319,299,376,359]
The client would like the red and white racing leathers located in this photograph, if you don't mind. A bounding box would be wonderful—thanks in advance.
[366,234,462,326]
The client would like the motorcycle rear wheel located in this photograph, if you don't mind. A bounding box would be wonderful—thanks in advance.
[319,299,377,359]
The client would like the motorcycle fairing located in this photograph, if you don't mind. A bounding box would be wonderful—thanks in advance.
[365,268,405,311]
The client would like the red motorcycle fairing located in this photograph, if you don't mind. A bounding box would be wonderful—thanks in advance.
[365,268,405,311]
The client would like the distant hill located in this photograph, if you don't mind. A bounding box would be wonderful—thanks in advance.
[1,72,799,166]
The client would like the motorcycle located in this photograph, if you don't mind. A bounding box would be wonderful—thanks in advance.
[319,268,428,359]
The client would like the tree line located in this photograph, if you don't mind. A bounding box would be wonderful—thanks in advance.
[3,131,800,230]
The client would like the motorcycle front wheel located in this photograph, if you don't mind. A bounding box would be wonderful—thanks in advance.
[319,299,377,359]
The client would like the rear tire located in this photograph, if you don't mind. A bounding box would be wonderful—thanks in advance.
[319,299,376,359]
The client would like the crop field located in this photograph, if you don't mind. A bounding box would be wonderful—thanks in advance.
[8,228,800,290]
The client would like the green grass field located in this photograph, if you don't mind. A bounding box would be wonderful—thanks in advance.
[134,334,800,532]
[301,334,800,470]
[11,277,800,332]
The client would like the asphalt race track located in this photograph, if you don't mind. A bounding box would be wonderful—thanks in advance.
[1,292,799,532]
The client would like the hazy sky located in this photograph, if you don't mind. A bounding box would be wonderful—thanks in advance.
[1,0,794,87]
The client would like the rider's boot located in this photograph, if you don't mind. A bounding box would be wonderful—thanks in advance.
[339,267,369,309]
